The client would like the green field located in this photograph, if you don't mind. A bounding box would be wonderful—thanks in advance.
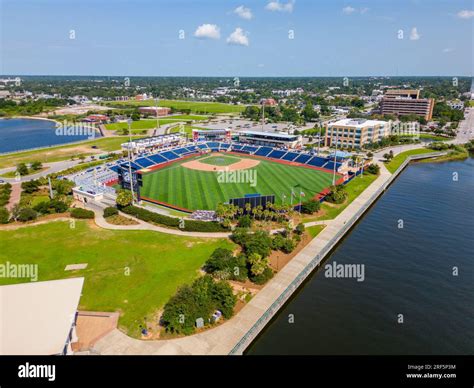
[0,221,233,338]
[0,136,144,169]
[104,115,209,131]
[385,148,434,174]
[105,99,247,114]
[140,154,335,210]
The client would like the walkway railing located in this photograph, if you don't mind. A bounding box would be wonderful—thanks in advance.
[228,151,447,355]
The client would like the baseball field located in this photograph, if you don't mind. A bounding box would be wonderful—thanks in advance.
[140,153,335,211]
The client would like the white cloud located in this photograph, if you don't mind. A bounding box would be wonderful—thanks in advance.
[442,48,454,53]
[342,6,356,14]
[194,24,220,40]
[265,0,295,13]
[342,6,369,15]
[226,27,249,46]
[234,5,253,20]
[457,10,474,19]
[409,27,420,40]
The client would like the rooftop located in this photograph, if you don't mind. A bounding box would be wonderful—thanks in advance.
[329,118,387,127]
[0,278,84,355]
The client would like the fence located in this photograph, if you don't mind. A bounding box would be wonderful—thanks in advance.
[228,151,446,355]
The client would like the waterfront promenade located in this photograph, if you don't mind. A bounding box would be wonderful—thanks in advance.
[91,151,445,355]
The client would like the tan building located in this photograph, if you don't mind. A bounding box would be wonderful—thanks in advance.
[138,106,171,117]
[325,118,390,149]
[380,89,434,120]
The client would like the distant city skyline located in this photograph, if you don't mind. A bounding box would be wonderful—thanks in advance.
[1,0,473,77]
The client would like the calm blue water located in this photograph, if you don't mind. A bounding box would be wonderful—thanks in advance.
[247,158,474,355]
[0,118,100,153]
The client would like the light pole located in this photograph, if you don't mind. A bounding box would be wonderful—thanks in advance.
[332,129,339,185]
[155,97,160,134]
[127,118,135,205]
[318,125,322,156]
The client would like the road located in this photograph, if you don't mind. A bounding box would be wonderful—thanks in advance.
[453,107,474,144]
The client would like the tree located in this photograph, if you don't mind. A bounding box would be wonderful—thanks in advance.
[116,189,133,207]
[366,163,380,175]
[21,180,40,194]
[301,199,320,214]
[16,163,29,176]
[247,252,268,277]
[30,161,43,171]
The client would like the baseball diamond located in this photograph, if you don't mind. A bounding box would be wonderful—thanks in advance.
[139,153,335,211]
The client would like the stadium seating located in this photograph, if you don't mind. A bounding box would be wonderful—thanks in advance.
[148,154,168,164]
[161,151,180,160]
[281,152,299,162]
[242,145,258,153]
[294,154,312,164]
[254,146,273,157]
[306,156,327,168]
[134,157,155,168]
[268,149,286,159]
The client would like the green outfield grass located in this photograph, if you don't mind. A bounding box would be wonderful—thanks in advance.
[140,154,335,210]
[105,99,247,114]
[0,220,234,338]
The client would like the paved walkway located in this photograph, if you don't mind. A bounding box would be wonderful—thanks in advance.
[6,182,21,212]
[92,161,393,355]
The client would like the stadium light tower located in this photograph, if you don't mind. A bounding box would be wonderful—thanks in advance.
[127,118,135,205]
[155,97,159,134]
[332,129,339,186]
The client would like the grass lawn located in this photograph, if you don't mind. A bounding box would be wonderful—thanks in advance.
[140,154,334,211]
[318,173,379,220]
[199,154,241,166]
[306,224,325,238]
[385,148,434,174]
[0,137,143,169]
[0,167,49,178]
[0,220,234,338]
[419,134,454,141]
[105,99,247,114]
[104,115,208,131]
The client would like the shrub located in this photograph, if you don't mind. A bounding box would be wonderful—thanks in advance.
[325,185,348,204]
[103,207,119,218]
[0,207,10,224]
[249,267,274,285]
[121,205,227,232]
[294,223,305,235]
[70,208,95,219]
[33,199,68,215]
[281,238,296,254]
[271,234,286,250]
[21,180,41,194]
[17,207,37,222]
[366,163,380,175]
[301,199,320,214]
[237,214,252,228]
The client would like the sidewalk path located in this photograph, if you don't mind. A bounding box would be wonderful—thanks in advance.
[6,182,21,212]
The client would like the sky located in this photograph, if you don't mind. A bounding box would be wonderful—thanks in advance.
[1,0,473,76]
